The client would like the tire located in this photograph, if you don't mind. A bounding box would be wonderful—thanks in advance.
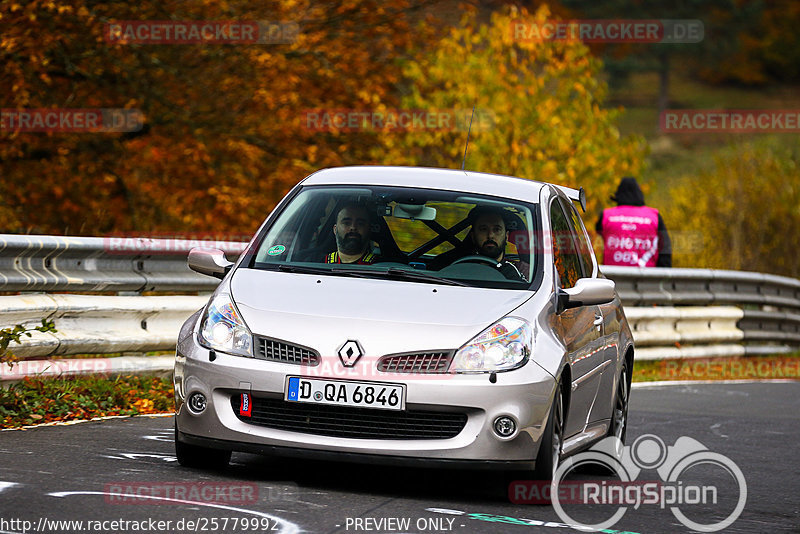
[174,422,231,469]
[532,381,564,482]
[608,362,630,444]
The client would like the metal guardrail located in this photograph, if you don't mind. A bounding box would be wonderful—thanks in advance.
[602,265,800,309]
[0,293,205,382]
[1,235,798,380]
[1,294,207,359]
[0,234,245,293]
[602,265,800,359]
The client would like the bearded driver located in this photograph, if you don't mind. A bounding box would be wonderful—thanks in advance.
[466,206,527,281]
[324,203,378,264]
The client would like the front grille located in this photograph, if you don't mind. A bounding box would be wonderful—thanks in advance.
[255,336,319,366]
[377,351,453,373]
[230,396,467,440]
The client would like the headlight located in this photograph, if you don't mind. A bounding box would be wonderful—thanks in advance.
[450,317,532,373]
[198,293,253,357]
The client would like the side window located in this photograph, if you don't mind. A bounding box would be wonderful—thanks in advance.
[561,198,594,278]
[549,200,582,288]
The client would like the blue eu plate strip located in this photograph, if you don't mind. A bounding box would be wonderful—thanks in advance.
[286,377,299,401]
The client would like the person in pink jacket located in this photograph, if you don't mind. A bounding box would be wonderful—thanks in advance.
[596,177,672,267]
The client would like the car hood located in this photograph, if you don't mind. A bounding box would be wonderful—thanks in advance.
[229,268,532,358]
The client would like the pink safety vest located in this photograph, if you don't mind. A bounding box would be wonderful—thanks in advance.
[602,206,660,267]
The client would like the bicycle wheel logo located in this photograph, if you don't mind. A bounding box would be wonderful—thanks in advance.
[551,434,747,532]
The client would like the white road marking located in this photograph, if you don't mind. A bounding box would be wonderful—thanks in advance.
[710,423,729,438]
[290,498,326,508]
[0,482,18,494]
[48,491,302,534]
[633,378,798,388]
[142,432,172,442]
[102,452,177,462]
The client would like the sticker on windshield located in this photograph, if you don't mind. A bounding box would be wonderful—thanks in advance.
[267,245,286,256]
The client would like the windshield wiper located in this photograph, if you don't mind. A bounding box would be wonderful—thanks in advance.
[382,267,469,286]
[277,264,378,279]
[275,264,362,278]
[332,266,469,286]
[277,264,328,274]
[278,264,467,286]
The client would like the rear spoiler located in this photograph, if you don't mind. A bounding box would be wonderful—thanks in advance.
[553,185,587,212]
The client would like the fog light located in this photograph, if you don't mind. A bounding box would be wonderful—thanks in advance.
[494,416,517,438]
[188,392,207,414]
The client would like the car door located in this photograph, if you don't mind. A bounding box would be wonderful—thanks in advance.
[561,198,619,428]
[550,197,606,438]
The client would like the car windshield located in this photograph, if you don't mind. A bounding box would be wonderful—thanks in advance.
[246,185,540,289]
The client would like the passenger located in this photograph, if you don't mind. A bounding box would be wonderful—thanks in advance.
[463,206,528,281]
[596,177,672,267]
[324,203,378,264]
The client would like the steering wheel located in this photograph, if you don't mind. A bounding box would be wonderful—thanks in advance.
[451,255,500,267]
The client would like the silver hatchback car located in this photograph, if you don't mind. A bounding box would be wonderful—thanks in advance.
[174,166,634,480]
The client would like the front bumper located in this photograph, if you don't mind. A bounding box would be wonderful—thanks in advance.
[174,334,556,468]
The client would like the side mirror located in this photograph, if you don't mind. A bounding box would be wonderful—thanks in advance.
[188,247,233,279]
[557,278,616,313]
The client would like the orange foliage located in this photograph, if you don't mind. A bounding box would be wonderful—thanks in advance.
[1,0,435,236]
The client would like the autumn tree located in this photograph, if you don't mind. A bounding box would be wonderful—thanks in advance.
[695,0,800,85]
[0,0,436,236]
[668,140,800,277]
[557,0,724,115]
[558,0,800,89]
[374,5,646,221]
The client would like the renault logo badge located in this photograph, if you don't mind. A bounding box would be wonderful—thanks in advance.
[337,340,364,367]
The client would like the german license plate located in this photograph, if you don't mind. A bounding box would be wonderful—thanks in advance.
[285,377,405,411]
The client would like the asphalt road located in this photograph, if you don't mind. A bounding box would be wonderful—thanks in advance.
[1,382,798,534]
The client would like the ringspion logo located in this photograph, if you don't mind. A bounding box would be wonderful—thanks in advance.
[551,435,747,532]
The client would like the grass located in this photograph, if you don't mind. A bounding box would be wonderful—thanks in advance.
[0,374,173,429]
[633,353,800,383]
[608,71,800,206]
[612,72,800,379]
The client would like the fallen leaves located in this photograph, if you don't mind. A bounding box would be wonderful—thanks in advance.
[0,375,173,429]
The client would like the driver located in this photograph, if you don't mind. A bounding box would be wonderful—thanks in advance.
[462,206,527,281]
[324,203,378,264]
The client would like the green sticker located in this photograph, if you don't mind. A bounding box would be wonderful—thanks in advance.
[267,245,286,256]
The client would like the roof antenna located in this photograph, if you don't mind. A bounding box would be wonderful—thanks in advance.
[461,106,476,170]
